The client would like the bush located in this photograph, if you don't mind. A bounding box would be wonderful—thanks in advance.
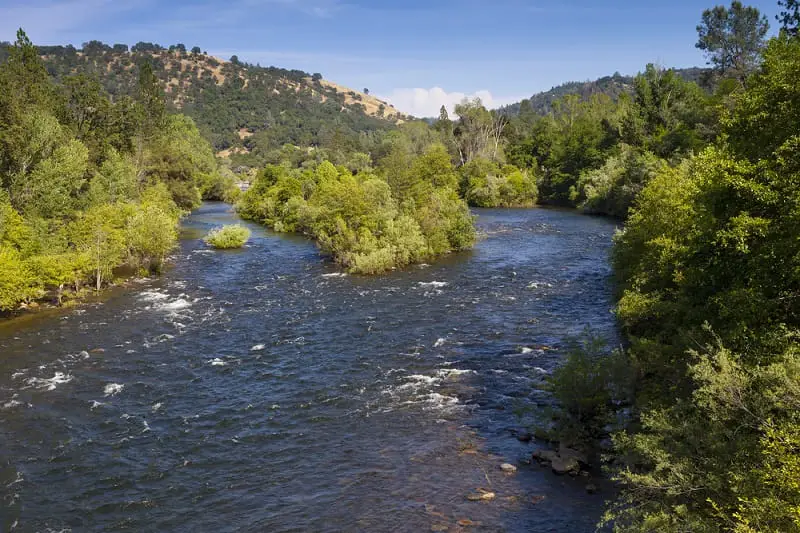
[571,145,668,218]
[204,224,251,249]
[237,157,475,274]
[544,333,633,448]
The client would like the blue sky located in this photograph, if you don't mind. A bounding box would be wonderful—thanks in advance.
[0,0,781,116]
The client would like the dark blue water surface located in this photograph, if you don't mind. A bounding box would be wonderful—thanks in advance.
[0,203,619,532]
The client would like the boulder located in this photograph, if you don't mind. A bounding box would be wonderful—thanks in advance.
[558,444,589,465]
[500,463,517,473]
[532,449,559,463]
[532,448,581,475]
[549,455,580,475]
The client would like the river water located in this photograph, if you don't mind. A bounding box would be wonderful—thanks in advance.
[0,203,619,532]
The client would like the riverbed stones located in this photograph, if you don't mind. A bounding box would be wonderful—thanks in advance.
[500,463,517,473]
[516,431,533,442]
[586,483,598,494]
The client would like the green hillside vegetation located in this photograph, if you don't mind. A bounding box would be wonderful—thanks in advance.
[499,67,709,117]
[0,30,232,312]
[0,40,406,159]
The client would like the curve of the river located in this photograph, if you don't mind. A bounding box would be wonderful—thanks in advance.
[1,202,619,532]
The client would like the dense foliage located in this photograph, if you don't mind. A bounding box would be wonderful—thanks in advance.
[603,32,800,531]
[237,142,476,273]
[498,63,722,215]
[0,30,228,311]
[204,224,251,249]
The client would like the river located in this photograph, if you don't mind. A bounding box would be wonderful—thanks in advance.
[0,202,619,532]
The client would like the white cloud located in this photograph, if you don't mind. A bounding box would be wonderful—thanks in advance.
[382,87,519,118]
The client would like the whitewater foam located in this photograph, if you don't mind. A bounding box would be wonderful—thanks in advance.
[26,372,72,391]
[418,281,448,288]
[104,383,124,396]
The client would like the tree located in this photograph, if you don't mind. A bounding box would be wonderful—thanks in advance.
[191,46,201,55]
[136,60,166,138]
[230,55,239,65]
[696,1,769,82]
[363,87,369,95]
[778,0,800,35]
[453,98,506,165]
[71,204,127,291]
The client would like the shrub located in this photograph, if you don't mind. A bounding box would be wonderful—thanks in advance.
[204,224,251,249]
[544,333,633,448]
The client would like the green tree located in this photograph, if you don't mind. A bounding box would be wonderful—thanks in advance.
[136,60,166,139]
[696,1,769,82]
[126,202,178,272]
[777,0,800,35]
[71,204,127,291]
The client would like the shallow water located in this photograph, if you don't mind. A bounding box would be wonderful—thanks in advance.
[0,202,619,532]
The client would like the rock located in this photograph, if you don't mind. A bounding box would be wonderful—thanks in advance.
[532,449,559,463]
[579,470,590,478]
[457,519,482,527]
[500,463,517,473]
[516,431,533,442]
[430,525,448,532]
[89,348,106,354]
[530,494,546,505]
[558,444,589,465]
[550,455,580,476]
[586,483,598,494]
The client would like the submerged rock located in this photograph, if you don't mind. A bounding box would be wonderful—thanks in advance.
[500,463,517,473]
[466,491,495,502]
[586,483,598,494]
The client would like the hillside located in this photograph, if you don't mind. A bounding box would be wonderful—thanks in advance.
[500,67,709,116]
[0,40,405,156]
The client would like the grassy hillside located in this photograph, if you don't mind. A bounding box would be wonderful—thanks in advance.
[0,40,405,157]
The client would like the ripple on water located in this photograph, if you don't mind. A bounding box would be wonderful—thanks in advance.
[0,204,619,532]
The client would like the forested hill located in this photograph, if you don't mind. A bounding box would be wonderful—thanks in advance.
[500,67,709,116]
[0,41,405,154]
